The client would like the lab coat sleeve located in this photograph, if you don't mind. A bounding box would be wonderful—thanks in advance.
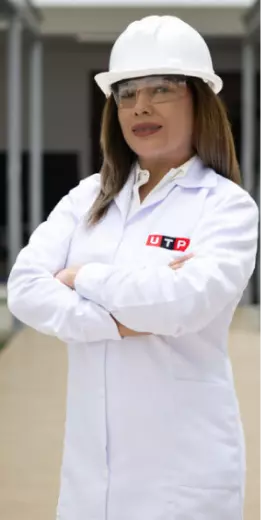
[7,183,122,344]
[74,191,259,336]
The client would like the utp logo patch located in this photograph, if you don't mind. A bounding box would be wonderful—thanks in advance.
[146,234,190,252]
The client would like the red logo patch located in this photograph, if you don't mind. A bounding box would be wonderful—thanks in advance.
[146,235,190,252]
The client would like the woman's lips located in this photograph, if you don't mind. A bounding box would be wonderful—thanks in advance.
[132,123,162,137]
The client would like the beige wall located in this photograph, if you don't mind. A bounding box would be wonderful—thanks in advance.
[39,6,249,39]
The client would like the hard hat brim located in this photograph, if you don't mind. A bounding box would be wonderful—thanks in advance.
[95,67,223,96]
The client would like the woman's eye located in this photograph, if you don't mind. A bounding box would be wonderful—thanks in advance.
[154,86,169,94]
[121,90,135,99]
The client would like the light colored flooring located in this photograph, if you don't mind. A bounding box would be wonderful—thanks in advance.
[0,306,259,520]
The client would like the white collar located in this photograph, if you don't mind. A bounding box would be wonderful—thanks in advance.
[134,155,196,187]
[114,156,218,219]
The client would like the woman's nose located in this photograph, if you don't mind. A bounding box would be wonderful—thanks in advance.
[134,90,152,115]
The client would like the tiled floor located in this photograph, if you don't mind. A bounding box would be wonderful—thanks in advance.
[0,307,259,520]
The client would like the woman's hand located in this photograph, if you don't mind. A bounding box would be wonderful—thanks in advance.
[168,252,194,270]
[113,320,151,338]
[55,266,82,289]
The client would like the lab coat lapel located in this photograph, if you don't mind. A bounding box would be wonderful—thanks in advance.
[114,168,136,222]
[113,157,217,227]
[174,156,217,189]
[128,157,217,218]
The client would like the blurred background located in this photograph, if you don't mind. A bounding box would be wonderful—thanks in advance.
[0,1,260,519]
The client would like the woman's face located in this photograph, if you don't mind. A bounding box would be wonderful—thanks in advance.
[116,76,194,165]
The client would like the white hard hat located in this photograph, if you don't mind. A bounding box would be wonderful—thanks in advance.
[95,15,223,96]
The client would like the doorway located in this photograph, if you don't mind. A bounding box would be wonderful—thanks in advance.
[0,152,79,280]
[90,71,106,174]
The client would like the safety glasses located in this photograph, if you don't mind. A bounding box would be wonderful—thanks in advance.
[112,75,187,109]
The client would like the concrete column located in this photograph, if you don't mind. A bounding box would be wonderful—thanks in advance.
[29,38,43,232]
[240,39,256,305]
[7,14,22,274]
[241,39,256,195]
[81,72,91,179]
[256,118,261,305]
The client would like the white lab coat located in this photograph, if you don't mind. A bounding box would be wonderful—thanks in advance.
[7,156,258,520]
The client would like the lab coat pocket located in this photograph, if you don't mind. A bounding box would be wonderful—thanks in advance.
[171,486,242,520]
[172,381,242,489]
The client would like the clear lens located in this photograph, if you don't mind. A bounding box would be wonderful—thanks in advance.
[113,75,187,108]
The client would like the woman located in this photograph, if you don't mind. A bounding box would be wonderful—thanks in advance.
[7,15,258,520]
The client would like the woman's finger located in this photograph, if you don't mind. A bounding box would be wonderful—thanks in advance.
[168,253,194,267]
[55,270,64,280]
[55,269,69,283]
[169,262,185,270]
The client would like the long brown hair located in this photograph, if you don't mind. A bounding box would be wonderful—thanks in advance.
[87,77,241,225]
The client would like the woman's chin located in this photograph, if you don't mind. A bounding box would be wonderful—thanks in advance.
[131,144,166,160]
